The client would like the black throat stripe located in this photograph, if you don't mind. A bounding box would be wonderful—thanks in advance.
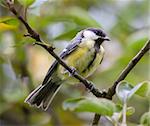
[81,41,101,73]
[82,50,97,73]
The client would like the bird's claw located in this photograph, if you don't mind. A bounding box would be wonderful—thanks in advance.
[101,89,107,97]
[63,67,76,77]
[70,67,76,76]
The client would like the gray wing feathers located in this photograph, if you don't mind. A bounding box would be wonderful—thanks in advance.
[42,31,83,85]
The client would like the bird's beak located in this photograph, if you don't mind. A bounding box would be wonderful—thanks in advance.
[104,36,110,41]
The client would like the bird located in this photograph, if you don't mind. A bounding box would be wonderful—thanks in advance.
[25,28,110,110]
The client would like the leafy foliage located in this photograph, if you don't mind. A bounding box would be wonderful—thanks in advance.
[140,112,150,125]
[0,17,19,30]
[0,0,149,125]
[18,0,35,7]
[116,80,150,125]
[63,97,116,116]
[116,81,150,102]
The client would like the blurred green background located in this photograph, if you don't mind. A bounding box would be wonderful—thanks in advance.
[0,0,149,125]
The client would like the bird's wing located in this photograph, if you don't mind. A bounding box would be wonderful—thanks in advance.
[42,33,82,85]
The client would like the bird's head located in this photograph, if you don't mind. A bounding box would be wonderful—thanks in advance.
[82,28,110,44]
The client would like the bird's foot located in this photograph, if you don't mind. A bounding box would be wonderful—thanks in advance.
[101,89,107,97]
[63,66,76,77]
[69,67,76,76]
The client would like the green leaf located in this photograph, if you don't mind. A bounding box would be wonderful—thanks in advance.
[66,7,100,27]
[135,81,150,97]
[116,81,133,102]
[115,104,135,116]
[63,97,116,116]
[53,28,81,41]
[140,112,150,125]
[127,37,148,52]
[0,17,19,30]
[116,81,150,103]
[18,0,35,7]
[42,7,100,28]
[12,37,36,47]
[126,107,135,116]
[110,106,135,123]
[126,31,148,52]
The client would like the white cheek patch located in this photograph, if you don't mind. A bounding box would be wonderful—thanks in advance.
[83,30,99,40]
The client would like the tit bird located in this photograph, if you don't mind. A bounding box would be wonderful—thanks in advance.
[25,28,110,110]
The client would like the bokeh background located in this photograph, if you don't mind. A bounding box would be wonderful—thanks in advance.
[0,0,149,125]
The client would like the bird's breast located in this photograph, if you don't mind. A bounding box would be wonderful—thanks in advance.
[58,40,104,84]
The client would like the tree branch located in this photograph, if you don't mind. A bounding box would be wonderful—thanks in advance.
[106,40,150,99]
[6,0,41,42]
[92,40,150,125]
[6,0,104,98]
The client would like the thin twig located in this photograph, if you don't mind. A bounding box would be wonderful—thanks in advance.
[6,0,103,97]
[92,40,150,125]
[6,0,41,42]
[106,40,150,99]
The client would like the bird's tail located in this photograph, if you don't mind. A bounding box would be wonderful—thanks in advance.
[25,81,62,110]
